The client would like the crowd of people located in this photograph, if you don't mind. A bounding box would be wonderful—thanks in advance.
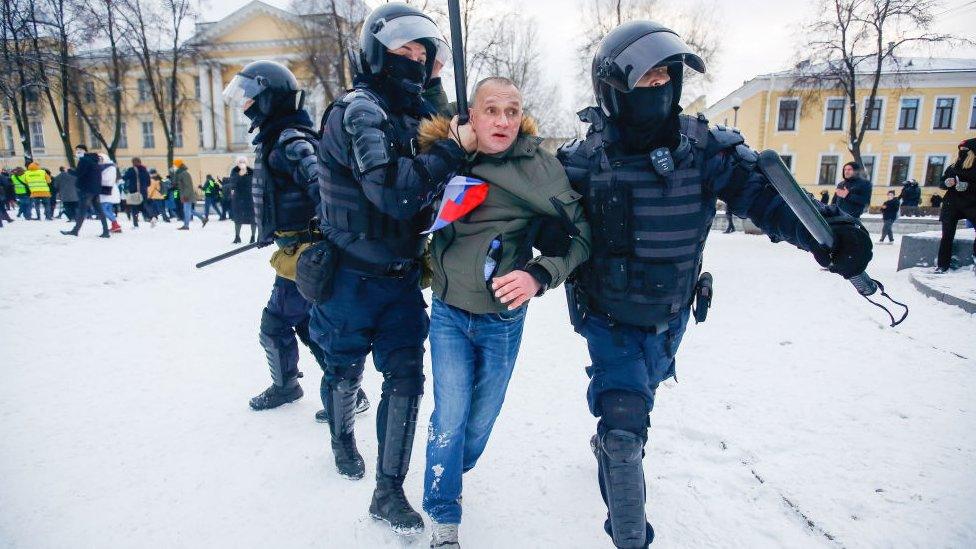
[0,151,256,241]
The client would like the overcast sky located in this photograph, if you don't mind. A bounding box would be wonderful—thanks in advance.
[202,0,976,110]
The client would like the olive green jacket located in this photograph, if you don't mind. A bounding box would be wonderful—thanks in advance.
[420,116,592,314]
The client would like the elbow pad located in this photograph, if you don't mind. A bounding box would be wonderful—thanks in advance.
[280,130,321,186]
[342,96,392,174]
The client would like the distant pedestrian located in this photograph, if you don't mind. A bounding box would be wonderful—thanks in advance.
[723,202,735,233]
[219,176,232,220]
[23,162,52,220]
[935,138,976,273]
[834,161,872,218]
[899,179,921,208]
[879,190,899,244]
[99,154,122,233]
[52,166,78,221]
[147,173,168,225]
[820,190,829,205]
[930,193,943,209]
[123,157,150,228]
[174,159,205,230]
[61,144,110,238]
[228,156,255,243]
[11,167,32,219]
[200,174,223,219]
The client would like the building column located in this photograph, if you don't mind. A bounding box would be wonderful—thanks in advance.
[210,62,227,151]
[198,64,214,150]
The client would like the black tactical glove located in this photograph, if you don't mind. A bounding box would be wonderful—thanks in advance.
[812,215,873,278]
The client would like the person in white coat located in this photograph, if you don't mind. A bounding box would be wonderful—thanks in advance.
[99,154,122,233]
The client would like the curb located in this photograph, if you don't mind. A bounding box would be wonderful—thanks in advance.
[909,271,976,314]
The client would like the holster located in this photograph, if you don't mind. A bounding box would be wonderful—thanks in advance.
[692,272,713,324]
[565,278,588,333]
[295,239,338,304]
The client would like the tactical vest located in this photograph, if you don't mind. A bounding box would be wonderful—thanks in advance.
[577,115,715,328]
[253,125,319,242]
[318,88,427,258]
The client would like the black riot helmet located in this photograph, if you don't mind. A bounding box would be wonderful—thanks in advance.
[591,21,705,119]
[356,2,450,89]
[222,60,305,131]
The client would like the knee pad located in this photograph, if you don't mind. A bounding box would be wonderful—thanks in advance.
[598,390,649,438]
[259,308,290,337]
[330,359,366,384]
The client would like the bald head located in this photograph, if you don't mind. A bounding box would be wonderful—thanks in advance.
[468,77,524,155]
[470,76,521,107]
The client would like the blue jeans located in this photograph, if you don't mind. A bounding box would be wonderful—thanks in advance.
[580,309,690,418]
[422,298,527,525]
[182,202,205,227]
[100,202,117,223]
[17,196,32,219]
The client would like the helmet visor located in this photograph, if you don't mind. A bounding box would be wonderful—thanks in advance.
[372,14,451,65]
[221,74,267,108]
[601,31,705,92]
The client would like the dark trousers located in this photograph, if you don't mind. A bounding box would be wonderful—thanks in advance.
[62,201,78,221]
[309,267,428,395]
[261,276,326,388]
[72,193,109,235]
[937,202,976,269]
[880,220,895,242]
[203,196,222,218]
[724,210,735,232]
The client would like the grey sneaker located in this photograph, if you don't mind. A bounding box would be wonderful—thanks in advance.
[430,522,459,548]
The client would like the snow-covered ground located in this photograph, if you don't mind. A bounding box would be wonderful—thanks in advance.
[1,217,974,549]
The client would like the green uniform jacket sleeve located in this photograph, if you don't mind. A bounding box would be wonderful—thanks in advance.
[524,153,592,290]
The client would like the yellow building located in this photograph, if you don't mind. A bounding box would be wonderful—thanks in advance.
[705,58,976,207]
[0,1,358,181]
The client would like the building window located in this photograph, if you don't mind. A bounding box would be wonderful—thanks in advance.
[173,118,183,148]
[141,120,154,149]
[780,155,793,170]
[969,96,976,130]
[197,118,204,147]
[890,156,911,185]
[232,106,249,144]
[862,156,876,183]
[4,125,15,155]
[29,119,45,150]
[898,98,919,130]
[863,98,882,131]
[925,156,947,187]
[818,155,839,186]
[83,81,96,104]
[824,99,844,130]
[777,98,798,131]
[138,78,150,102]
[118,122,128,149]
[933,97,955,130]
[194,76,201,99]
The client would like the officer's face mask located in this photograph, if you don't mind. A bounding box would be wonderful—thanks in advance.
[383,50,426,95]
[620,83,674,133]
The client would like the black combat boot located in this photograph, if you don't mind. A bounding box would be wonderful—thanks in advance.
[369,393,424,534]
[326,376,365,480]
[249,379,303,410]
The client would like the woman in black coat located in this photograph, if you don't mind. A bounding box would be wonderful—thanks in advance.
[936,138,976,273]
[228,156,256,244]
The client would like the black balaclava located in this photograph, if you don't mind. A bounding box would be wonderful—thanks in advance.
[382,50,426,95]
[955,138,976,183]
[615,64,682,153]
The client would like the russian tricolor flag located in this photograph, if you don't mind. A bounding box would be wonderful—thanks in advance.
[423,175,490,233]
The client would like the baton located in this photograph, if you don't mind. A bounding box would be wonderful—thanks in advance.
[195,241,261,269]
[447,0,469,124]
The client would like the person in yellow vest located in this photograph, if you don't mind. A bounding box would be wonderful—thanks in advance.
[11,167,33,220]
[23,162,53,220]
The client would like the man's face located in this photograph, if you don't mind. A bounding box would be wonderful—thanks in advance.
[75,148,84,159]
[843,165,855,179]
[469,82,523,155]
[635,66,671,88]
[388,40,427,64]
[888,192,895,199]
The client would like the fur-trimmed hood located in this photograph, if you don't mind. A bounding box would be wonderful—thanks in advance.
[417,114,540,154]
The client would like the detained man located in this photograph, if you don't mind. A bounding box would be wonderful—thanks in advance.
[419,77,591,548]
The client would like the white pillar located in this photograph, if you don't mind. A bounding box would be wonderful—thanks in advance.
[210,63,227,151]
[197,64,214,150]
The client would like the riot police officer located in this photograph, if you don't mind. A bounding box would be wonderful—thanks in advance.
[312,2,464,535]
[221,61,368,417]
[557,22,873,548]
